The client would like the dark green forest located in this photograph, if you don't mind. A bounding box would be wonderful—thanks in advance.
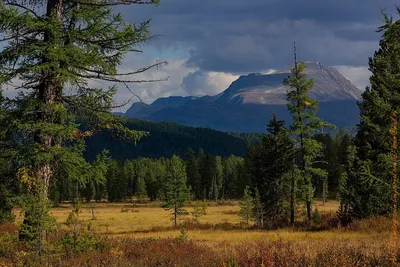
[84,119,263,161]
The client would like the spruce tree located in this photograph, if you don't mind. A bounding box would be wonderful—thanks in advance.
[341,12,400,219]
[185,148,201,199]
[253,187,264,226]
[162,155,191,227]
[222,155,244,199]
[124,160,136,198]
[0,0,164,242]
[106,160,127,202]
[250,114,294,224]
[284,43,333,220]
[135,177,147,203]
[238,186,254,225]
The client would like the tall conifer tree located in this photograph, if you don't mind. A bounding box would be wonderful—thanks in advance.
[186,148,201,199]
[0,0,164,242]
[162,155,191,227]
[341,11,400,219]
[284,42,333,220]
[250,114,294,224]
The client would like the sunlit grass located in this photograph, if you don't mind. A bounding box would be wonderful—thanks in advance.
[13,199,389,246]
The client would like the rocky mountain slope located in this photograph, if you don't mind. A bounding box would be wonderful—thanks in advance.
[125,61,362,133]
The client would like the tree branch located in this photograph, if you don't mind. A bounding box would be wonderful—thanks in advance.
[4,1,41,19]
[71,0,160,6]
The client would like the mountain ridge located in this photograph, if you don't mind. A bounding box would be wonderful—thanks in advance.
[125,61,362,133]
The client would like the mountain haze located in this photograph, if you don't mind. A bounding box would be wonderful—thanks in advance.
[125,62,362,133]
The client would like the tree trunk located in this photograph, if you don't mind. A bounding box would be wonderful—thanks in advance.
[390,110,398,265]
[322,178,327,206]
[174,204,177,228]
[36,0,63,197]
[306,200,312,221]
[290,167,295,225]
[19,0,63,246]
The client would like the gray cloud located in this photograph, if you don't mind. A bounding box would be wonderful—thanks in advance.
[120,0,398,73]
[181,70,239,96]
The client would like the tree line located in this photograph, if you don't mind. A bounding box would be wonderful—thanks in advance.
[43,130,352,209]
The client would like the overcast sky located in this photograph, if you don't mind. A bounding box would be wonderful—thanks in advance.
[2,0,399,111]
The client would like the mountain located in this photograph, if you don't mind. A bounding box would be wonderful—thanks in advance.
[125,96,197,118]
[84,118,263,161]
[125,61,362,133]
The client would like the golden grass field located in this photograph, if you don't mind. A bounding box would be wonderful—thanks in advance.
[4,200,394,266]
[13,200,390,246]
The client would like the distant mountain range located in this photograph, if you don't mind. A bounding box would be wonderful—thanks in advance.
[124,61,362,133]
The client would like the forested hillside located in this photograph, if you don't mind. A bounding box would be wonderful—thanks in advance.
[84,118,263,161]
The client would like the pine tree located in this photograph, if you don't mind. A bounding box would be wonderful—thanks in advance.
[106,160,127,202]
[341,12,400,219]
[238,186,254,225]
[135,177,147,203]
[249,114,294,224]
[0,0,164,242]
[124,160,136,198]
[197,148,207,199]
[253,188,264,226]
[162,155,191,227]
[198,150,218,200]
[284,42,333,221]
[222,155,244,199]
[214,156,223,201]
[209,156,223,201]
[186,148,201,199]
[340,10,400,222]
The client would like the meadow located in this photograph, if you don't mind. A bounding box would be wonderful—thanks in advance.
[1,200,395,266]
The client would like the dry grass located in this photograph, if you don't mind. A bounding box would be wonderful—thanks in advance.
[12,200,387,245]
[14,200,338,235]
[3,200,396,266]
[14,202,242,235]
[12,199,380,246]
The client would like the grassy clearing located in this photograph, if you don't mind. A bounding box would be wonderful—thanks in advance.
[14,200,339,236]
[11,199,389,247]
[3,200,395,266]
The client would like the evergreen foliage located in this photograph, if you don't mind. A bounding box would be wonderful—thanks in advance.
[135,177,147,203]
[253,188,264,227]
[222,155,245,199]
[106,160,128,202]
[186,148,201,199]
[0,0,163,245]
[284,43,334,220]
[249,114,294,224]
[161,155,191,227]
[339,11,400,220]
[84,118,262,161]
[238,186,254,225]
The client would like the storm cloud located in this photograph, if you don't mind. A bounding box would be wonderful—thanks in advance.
[121,0,397,72]
[106,0,398,106]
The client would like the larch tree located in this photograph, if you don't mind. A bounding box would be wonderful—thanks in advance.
[340,11,400,221]
[162,155,191,227]
[0,0,165,244]
[284,42,333,221]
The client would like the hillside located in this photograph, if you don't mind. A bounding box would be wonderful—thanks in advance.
[84,118,263,161]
